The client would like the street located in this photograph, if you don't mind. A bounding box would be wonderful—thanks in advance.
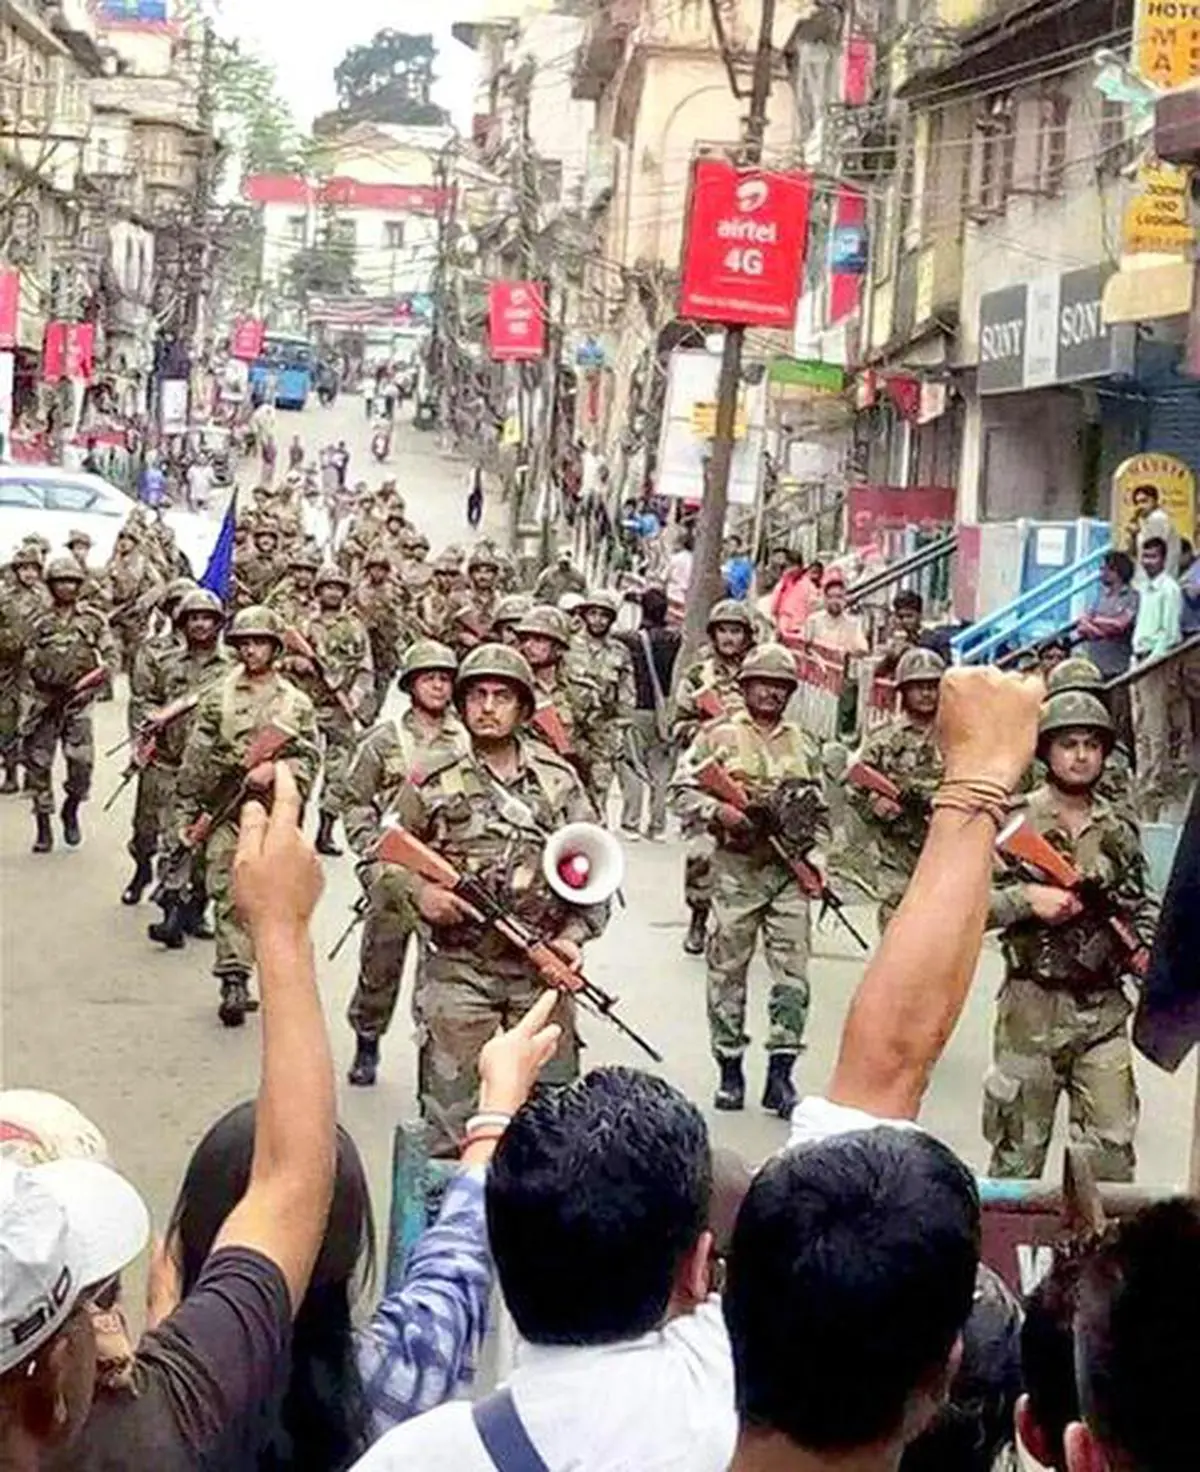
[1,393,1196,1297]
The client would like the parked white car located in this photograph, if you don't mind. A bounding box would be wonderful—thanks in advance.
[0,466,221,576]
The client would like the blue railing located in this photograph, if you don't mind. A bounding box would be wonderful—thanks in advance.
[952,543,1111,665]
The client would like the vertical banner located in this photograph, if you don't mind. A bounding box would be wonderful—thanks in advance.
[0,270,19,349]
[43,321,67,381]
[488,281,547,361]
[829,187,868,324]
[65,323,95,381]
[231,317,266,361]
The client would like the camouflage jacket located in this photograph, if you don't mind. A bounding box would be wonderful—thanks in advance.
[671,651,747,746]
[532,564,587,604]
[129,632,182,734]
[389,732,610,961]
[565,634,636,745]
[285,607,374,720]
[414,588,456,642]
[845,717,942,897]
[174,666,319,828]
[234,554,285,609]
[353,579,405,658]
[672,709,823,867]
[0,584,48,669]
[142,643,232,768]
[343,707,470,858]
[528,666,603,770]
[266,577,316,630]
[23,604,116,696]
[988,785,1158,991]
[102,553,160,627]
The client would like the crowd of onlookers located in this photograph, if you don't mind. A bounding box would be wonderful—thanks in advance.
[2,668,1196,1472]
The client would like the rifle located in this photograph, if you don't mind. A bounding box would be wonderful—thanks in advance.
[694,758,869,951]
[845,761,932,822]
[174,724,295,856]
[283,626,362,731]
[696,688,726,723]
[375,823,661,1061]
[995,817,1150,978]
[103,732,158,812]
[105,691,201,757]
[327,890,369,961]
[21,665,108,738]
[531,703,573,757]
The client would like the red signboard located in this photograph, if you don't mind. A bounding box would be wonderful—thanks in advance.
[829,186,867,326]
[846,484,957,548]
[242,174,453,214]
[231,317,266,361]
[0,270,19,349]
[65,323,95,382]
[679,159,812,328]
[42,321,66,381]
[488,281,546,361]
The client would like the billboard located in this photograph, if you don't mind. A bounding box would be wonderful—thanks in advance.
[655,348,766,506]
[98,0,169,21]
[488,281,546,361]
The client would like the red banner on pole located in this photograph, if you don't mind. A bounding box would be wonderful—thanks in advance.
[231,317,265,361]
[488,281,546,361]
[679,160,812,328]
[66,323,95,381]
[43,321,67,381]
[0,270,19,349]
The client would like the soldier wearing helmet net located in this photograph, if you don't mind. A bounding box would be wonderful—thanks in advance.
[0,544,49,792]
[844,646,946,934]
[565,589,636,813]
[352,545,406,720]
[984,689,1158,1183]
[342,639,469,1087]
[266,545,321,629]
[513,604,603,790]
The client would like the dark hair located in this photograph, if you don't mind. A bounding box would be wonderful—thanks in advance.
[725,1129,980,1452]
[1102,550,1135,584]
[1020,1247,1088,1471]
[901,1265,1023,1472]
[1133,483,1160,504]
[1076,1198,1200,1471]
[487,1068,711,1346]
[1142,536,1168,558]
[894,590,924,614]
[641,587,668,625]
[167,1102,375,1472]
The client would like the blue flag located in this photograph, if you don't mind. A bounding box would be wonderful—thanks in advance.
[200,492,237,603]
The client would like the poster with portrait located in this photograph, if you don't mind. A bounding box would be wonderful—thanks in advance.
[1113,452,1195,563]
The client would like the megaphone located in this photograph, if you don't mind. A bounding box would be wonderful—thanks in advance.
[542,822,625,905]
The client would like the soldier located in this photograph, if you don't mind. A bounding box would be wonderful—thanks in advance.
[567,589,636,815]
[354,545,405,720]
[0,548,49,791]
[415,553,462,641]
[64,530,105,608]
[387,642,609,1153]
[514,604,601,791]
[21,558,117,852]
[102,526,163,673]
[493,592,532,645]
[984,691,1157,1182]
[671,644,822,1118]
[125,588,231,910]
[267,546,320,628]
[845,646,945,934]
[1022,656,1136,813]
[235,523,285,608]
[458,546,501,633]
[283,564,374,856]
[168,605,319,1026]
[672,598,756,954]
[127,578,196,736]
[343,639,468,1087]
[534,548,587,605]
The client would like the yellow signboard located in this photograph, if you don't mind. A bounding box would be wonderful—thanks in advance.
[1121,159,1196,253]
[1113,451,1196,550]
[1134,0,1200,89]
[691,401,748,439]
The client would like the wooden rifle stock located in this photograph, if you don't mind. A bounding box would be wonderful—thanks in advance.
[845,761,903,804]
[696,688,725,722]
[181,725,294,849]
[531,704,573,756]
[284,626,361,729]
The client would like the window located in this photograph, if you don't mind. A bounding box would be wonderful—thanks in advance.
[0,480,42,507]
[286,214,306,244]
[43,482,98,512]
[972,93,1014,217]
[1038,91,1069,196]
[329,217,356,250]
[1098,96,1129,174]
[384,220,405,249]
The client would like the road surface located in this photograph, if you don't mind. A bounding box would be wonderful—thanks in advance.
[1,394,1195,1305]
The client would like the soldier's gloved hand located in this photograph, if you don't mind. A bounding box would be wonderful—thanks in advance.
[1024,883,1083,926]
[416,882,483,927]
[936,666,1043,791]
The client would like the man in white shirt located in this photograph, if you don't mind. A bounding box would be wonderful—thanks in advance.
[666,528,694,611]
[185,455,214,512]
[351,1069,734,1472]
[801,568,869,656]
[1130,534,1182,819]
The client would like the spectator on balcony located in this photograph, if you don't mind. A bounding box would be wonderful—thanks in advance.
[1076,549,1139,759]
[802,569,868,657]
[1127,482,1180,576]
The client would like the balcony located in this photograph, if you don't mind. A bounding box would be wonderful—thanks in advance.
[571,0,639,100]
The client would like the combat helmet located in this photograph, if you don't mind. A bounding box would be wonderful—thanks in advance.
[455,642,536,715]
[398,639,458,690]
[467,544,499,571]
[1037,691,1114,752]
[160,576,197,612]
[287,546,322,570]
[10,544,43,568]
[363,544,393,570]
[515,604,572,647]
[707,598,754,635]
[579,589,620,619]
[493,593,533,628]
[45,556,85,583]
[1045,656,1104,697]
[894,647,946,686]
[174,588,226,625]
[737,642,799,691]
[432,551,459,575]
[226,605,283,645]
[314,563,351,591]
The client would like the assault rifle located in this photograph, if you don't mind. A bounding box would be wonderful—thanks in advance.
[375,823,662,1062]
[173,724,295,857]
[531,703,573,758]
[21,666,108,738]
[106,692,201,758]
[283,627,363,732]
[845,761,933,822]
[995,817,1150,978]
[694,758,869,951]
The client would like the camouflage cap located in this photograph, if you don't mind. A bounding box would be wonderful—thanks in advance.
[1038,690,1113,742]
[1046,656,1104,697]
[21,533,50,552]
[707,598,754,633]
[557,592,585,615]
[738,642,799,690]
[894,647,946,686]
[65,529,92,548]
[226,605,283,643]
[314,563,351,589]
[579,589,620,618]
[287,547,322,570]
[398,638,458,688]
[515,604,572,646]
[174,588,225,624]
[493,593,533,627]
[432,552,460,574]
[363,544,393,568]
[455,642,535,712]
[44,556,85,582]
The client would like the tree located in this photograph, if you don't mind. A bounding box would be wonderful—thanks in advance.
[329,30,449,128]
[216,44,308,178]
[284,218,361,305]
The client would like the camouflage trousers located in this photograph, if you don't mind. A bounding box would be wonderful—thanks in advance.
[681,814,714,910]
[346,864,417,1040]
[707,852,811,1060]
[128,765,175,862]
[316,710,357,817]
[110,621,141,676]
[983,976,1138,1183]
[585,753,617,819]
[0,665,21,766]
[415,948,579,1156]
[206,821,255,980]
[22,704,94,815]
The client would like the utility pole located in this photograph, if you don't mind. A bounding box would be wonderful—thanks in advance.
[677,0,778,674]
[182,19,218,354]
[510,59,540,559]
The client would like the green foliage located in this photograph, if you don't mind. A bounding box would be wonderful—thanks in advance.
[329,29,450,128]
[216,44,307,178]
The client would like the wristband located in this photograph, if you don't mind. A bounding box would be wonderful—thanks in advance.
[460,1126,506,1153]
[931,777,1011,829]
[465,1111,513,1135]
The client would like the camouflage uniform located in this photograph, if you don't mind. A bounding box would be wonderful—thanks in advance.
[985,784,1156,1183]
[533,560,587,605]
[343,696,469,1057]
[0,557,48,787]
[672,705,820,1077]
[415,565,462,642]
[266,554,319,630]
[390,727,607,1154]
[1021,659,1137,816]
[516,606,604,800]
[566,592,636,813]
[233,536,285,609]
[353,558,406,719]
[101,540,162,674]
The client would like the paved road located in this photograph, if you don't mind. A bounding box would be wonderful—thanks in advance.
[2,395,1196,1303]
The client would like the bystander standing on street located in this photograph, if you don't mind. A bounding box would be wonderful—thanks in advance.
[1130,536,1182,818]
[1077,549,1138,756]
[618,586,681,840]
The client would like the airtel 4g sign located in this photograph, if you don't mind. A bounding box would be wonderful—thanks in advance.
[679,159,813,328]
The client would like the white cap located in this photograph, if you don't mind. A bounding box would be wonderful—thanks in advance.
[0,1158,149,1376]
[0,1090,110,1167]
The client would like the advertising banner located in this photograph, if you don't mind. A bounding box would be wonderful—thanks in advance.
[488,281,547,361]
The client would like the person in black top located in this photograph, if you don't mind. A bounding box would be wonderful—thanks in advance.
[617,587,681,840]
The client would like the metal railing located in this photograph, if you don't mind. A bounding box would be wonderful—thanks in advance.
[845,530,957,608]
[952,545,1110,666]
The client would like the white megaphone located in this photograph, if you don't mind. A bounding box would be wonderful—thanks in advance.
[542,822,625,905]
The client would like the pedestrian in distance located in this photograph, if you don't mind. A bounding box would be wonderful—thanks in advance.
[466,465,484,529]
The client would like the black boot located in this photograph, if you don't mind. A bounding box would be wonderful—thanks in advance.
[761,1053,798,1120]
[60,796,82,847]
[1,761,19,794]
[347,1035,380,1087]
[683,904,709,956]
[122,857,155,906]
[32,813,53,853]
[218,973,260,1028]
[147,897,187,950]
[315,811,343,857]
[714,1056,745,1112]
[181,892,215,940]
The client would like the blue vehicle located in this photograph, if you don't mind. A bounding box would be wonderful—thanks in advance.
[248,334,314,411]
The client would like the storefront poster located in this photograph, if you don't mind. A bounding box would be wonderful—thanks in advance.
[1113,452,1196,549]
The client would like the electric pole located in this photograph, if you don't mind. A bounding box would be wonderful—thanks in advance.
[677,0,778,675]
[182,18,218,353]
[510,60,540,557]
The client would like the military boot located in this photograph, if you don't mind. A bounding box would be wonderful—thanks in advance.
[347,1035,379,1087]
[683,904,709,956]
[122,857,155,906]
[315,811,343,857]
[181,889,215,940]
[60,796,82,848]
[218,972,260,1028]
[1,760,19,794]
[714,1056,745,1112]
[147,897,187,950]
[761,1053,798,1120]
[32,813,53,853]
